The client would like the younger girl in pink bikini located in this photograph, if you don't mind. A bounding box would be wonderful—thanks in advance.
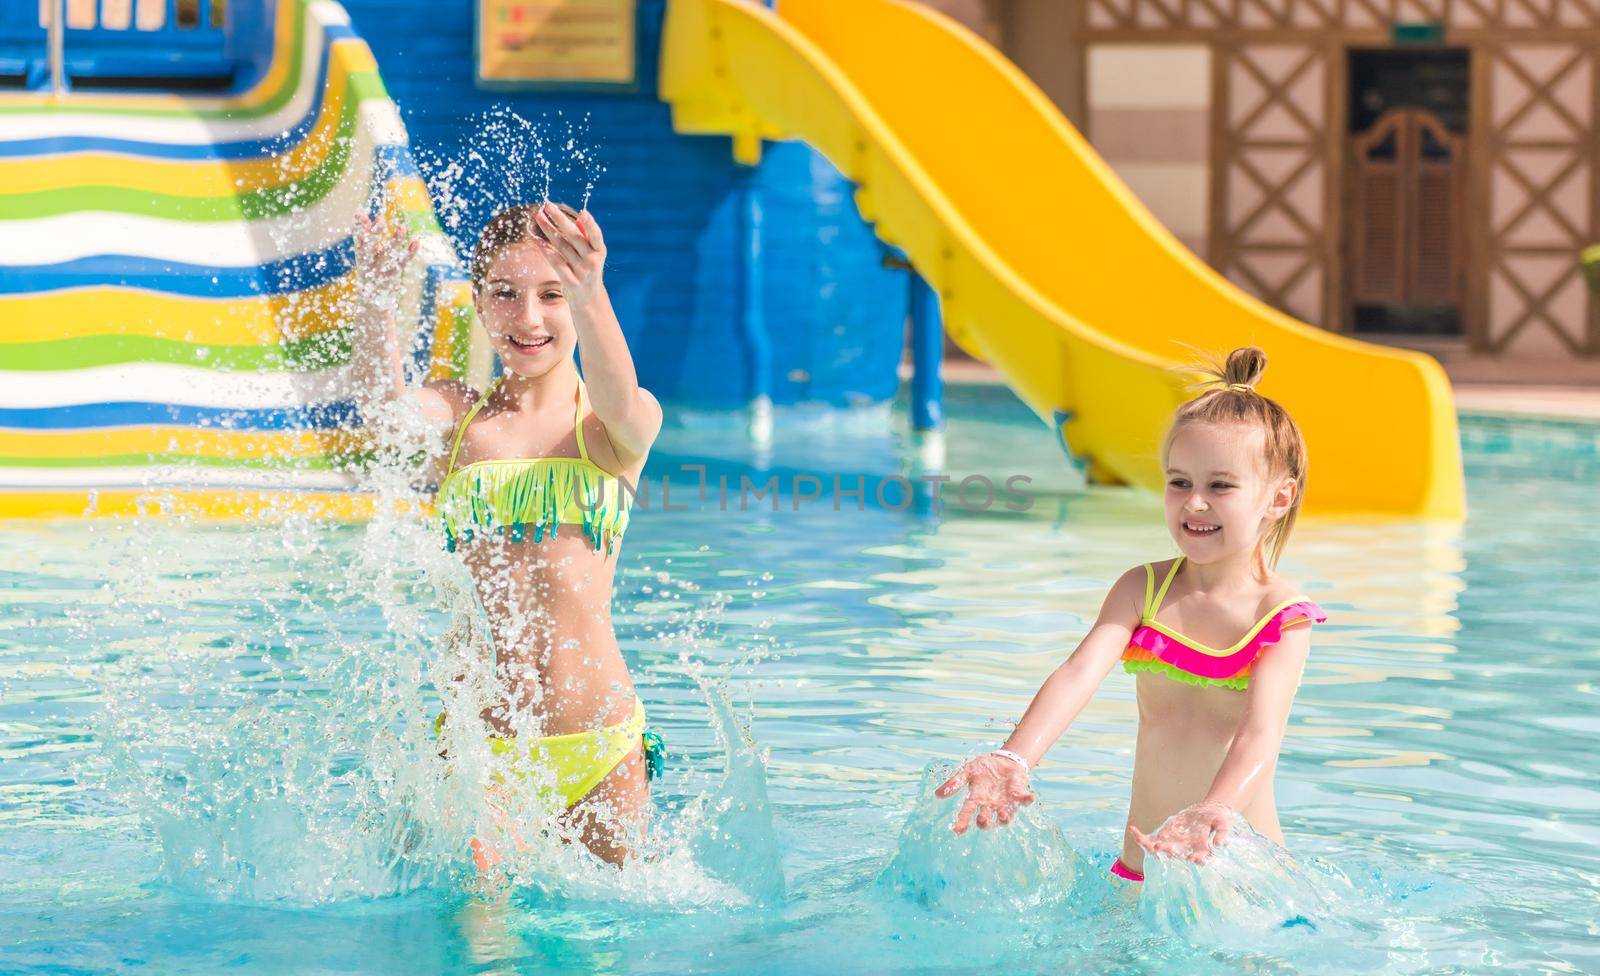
[936,347,1327,883]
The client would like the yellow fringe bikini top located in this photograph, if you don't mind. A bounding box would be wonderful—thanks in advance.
[436,376,632,554]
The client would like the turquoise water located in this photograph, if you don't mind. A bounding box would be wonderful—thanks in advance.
[3,384,1598,974]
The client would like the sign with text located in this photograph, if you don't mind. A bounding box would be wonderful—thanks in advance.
[476,0,637,89]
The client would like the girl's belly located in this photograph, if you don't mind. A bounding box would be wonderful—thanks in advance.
[488,614,636,735]
[1120,674,1283,870]
[1129,725,1234,818]
[458,532,635,736]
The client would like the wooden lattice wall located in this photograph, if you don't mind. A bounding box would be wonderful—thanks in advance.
[1213,43,1336,325]
[1477,43,1595,355]
[1077,0,1600,354]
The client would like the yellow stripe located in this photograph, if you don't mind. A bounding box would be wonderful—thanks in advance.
[0,45,375,197]
[0,427,371,460]
[224,0,317,114]
[381,177,435,217]
[426,280,475,382]
[0,279,352,345]
[0,488,422,522]
[0,0,299,113]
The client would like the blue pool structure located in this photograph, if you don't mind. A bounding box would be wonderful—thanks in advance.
[0,0,1465,520]
[2,1,1598,974]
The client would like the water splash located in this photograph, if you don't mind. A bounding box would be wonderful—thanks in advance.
[878,763,1078,917]
[86,451,785,911]
[1139,812,1357,937]
[682,681,784,905]
[418,107,607,247]
[1132,810,1455,971]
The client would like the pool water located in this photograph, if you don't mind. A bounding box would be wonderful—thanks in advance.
[2,384,1597,974]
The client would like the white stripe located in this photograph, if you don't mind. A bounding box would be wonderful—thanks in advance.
[310,2,353,28]
[1105,163,1209,238]
[415,236,459,268]
[0,98,454,331]
[0,103,417,265]
[0,466,359,489]
[0,363,356,409]
[0,267,443,370]
[1088,46,1212,110]
[0,3,347,145]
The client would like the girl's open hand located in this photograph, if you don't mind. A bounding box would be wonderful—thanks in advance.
[353,210,419,311]
[1128,800,1234,864]
[533,202,607,301]
[935,753,1036,834]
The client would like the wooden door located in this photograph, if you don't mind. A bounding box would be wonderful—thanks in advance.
[1347,108,1465,327]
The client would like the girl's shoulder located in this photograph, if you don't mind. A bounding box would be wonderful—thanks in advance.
[1115,560,1165,587]
[1099,562,1158,624]
[1112,557,1180,598]
[1254,573,1323,630]
[425,378,489,430]
[1109,556,1175,581]
[1126,556,1180,592]
[1148,556,1181,576]
[1258,572,1309,610]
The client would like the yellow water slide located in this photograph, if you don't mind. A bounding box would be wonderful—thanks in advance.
[660,0,1465,518]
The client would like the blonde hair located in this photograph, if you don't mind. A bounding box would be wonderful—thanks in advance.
[469,201,582,292]
[1163,347,1307,570]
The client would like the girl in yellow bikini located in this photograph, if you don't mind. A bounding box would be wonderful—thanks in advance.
[350,201,662,867]
[936,348,1327,884]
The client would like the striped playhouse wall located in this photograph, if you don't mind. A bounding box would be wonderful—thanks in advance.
[0,0,476,520]
[1086,44,1212,260]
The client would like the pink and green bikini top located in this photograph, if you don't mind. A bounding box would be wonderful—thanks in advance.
[1121,557,1326,691]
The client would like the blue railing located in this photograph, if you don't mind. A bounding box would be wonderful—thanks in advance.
[1,0,238,88]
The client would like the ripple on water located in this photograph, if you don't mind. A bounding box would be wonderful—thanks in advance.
[1,406,1597,973]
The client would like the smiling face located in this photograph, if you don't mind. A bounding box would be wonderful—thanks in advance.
[1163,422,1297,568]
[473,241,574,377]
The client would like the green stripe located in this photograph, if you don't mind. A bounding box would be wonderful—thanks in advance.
[404,209,443,237]
[0,73,388,221]
[0,0,310,121]
[0,185,249,221]
[443,304,474,377]
[0,452,366,471]
[0,330,354,371]
[1123,658,1248,691]
[0,0,473,389]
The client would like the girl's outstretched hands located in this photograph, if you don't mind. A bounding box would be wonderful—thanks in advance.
[1128,800,1234,864]
[353,210,419,311]
[935,753,1036,834]
[533,202,607,301]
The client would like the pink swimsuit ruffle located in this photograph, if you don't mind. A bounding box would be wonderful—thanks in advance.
[1110,859,1144,882]
[1127,600,1327,680]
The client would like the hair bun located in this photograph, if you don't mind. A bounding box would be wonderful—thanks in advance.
[1222,347,1267,391]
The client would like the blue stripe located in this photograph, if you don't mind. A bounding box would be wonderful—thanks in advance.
[0,400,361,431]
[0,25,354,161]
[411,263,452,379]
[373,144,421,183]
[0,243,469,300]
[0,241,354,297]
[0,146,457,298]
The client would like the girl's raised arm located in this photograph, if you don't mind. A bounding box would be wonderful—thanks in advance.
[532,204,662,465]
[937,566,1145,833]
[348,212,467,429]
[1129,619,1312,862]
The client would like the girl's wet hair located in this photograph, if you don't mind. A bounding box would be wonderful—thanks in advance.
[469,201,582,292]
[1164,346,1308,570]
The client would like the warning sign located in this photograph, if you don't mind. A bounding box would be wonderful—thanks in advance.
[477,0,636,88]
